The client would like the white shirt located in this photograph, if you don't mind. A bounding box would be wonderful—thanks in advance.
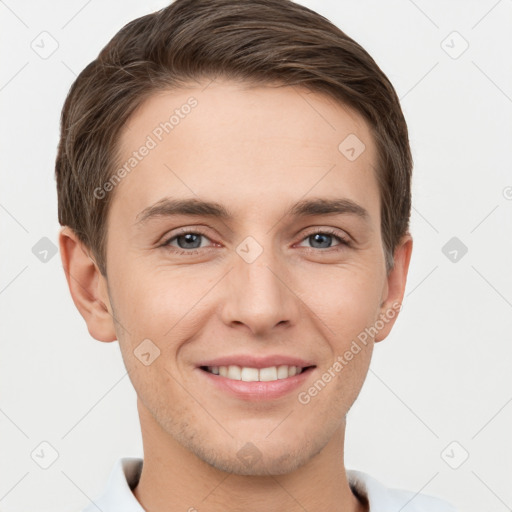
[82,457,457,512]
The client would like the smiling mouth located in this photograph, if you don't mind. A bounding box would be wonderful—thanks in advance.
[200,364,316,382]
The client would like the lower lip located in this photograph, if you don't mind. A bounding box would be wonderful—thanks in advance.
[196,366,316,401]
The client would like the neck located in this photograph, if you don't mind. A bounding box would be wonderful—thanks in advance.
[132,399,367,512]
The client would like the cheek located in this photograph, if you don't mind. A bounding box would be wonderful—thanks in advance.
[108,268,192,406]
[296,263,384,337]
[108,261,202,338]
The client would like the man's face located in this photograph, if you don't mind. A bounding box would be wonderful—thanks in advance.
[100,80,402,475]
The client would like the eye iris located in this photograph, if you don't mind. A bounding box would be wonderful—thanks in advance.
[310,233,333,249]
[177,233,201,249]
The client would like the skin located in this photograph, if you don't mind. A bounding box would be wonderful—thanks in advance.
[59,79,412,512]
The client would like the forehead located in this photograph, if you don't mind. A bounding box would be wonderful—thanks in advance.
[110,80,380,225]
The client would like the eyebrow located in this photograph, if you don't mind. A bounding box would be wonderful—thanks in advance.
[134,197,371,226]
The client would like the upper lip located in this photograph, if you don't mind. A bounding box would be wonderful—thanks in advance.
[197,355,316,369]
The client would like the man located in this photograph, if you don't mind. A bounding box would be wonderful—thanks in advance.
[56,0,457,510]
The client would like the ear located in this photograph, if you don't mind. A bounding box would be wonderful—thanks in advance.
[58,226,117,342]
[374,234,413,343]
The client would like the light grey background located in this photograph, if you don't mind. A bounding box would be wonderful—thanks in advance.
[1,1,511,511]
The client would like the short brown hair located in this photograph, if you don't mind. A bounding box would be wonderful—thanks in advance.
[55,0,412,276]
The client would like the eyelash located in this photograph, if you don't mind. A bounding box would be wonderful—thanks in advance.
[160,227,351,256]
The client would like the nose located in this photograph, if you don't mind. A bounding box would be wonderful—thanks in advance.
[220,246,300,337]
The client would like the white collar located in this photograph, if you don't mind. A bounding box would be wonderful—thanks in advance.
[82,457,457,512]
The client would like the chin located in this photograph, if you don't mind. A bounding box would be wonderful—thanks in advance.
[183,431,322,476]
[203,447,313,476]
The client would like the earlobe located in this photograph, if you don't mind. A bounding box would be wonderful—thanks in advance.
[374,234,413,343]
[58,226,117,342]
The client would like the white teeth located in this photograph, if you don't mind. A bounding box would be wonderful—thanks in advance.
[241,367,259,382]
[206,365,304,381]
[276,365,289,379]
[259,366,277,381]
[227,365,241,380]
